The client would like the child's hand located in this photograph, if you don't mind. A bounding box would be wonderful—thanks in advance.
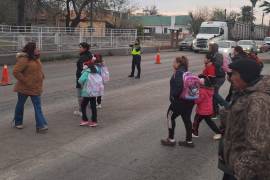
[83,65,88,70]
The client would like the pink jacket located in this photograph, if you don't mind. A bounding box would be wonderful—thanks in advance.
[195,87,214,116]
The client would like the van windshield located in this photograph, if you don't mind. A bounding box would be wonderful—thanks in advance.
[199,27,220,34]
[264,37,270,41]
[238,41,253,45]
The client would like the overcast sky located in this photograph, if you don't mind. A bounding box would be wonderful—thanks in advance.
[136,0,268,24]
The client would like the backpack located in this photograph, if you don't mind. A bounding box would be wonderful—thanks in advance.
[222,55,232,73]
[100,66,110,83]
[86,73,104,97]
[180,72,200,100]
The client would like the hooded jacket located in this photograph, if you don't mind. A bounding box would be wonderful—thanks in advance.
[13,52,45,96]
[220,76,270,180]
[195,87,214,116]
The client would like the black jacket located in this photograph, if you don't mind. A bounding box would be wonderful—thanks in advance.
[76,51,92,88]
[170,67,185,101]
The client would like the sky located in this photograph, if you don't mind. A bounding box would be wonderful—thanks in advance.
[136,0,268,25]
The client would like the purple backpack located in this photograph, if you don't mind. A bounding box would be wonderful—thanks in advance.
[180,72,200,100]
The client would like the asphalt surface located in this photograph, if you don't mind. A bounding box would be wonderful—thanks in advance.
[0,51,269,180]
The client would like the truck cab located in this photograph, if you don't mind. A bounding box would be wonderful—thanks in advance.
[193,21,228,52]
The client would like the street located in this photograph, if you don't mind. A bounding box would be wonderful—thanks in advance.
[0,51,269,180]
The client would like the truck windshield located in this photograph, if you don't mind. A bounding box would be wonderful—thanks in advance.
[238,41,253,45]
[218,42,230,48]
[199,27,220,34]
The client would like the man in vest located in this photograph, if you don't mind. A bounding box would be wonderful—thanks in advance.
[128,38,141,79]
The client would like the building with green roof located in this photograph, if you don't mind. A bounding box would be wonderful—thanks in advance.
[130,15,191,35]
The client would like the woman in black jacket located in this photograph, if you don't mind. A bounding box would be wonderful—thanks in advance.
[161,56,195,148]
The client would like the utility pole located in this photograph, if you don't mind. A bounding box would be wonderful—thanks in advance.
[90,1,93,28]
[225,9,227,21]
[262,12,265,26]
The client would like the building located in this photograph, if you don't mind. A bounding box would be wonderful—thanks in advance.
[130,15,191,35]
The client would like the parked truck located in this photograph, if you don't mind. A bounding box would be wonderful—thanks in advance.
[192,21,269,52]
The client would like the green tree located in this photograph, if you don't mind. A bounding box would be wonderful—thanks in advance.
[260,1,270,13]
[238,6,256,22]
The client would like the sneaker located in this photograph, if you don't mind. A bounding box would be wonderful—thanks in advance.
[213,134,222,140]
[15,125,24,129]
[192,130,199,138]
[135,76,140,79]
[80,121,89,126]
[74,111,82,117]
[161,138,176,147]
[128,75,134,78]
[178,141,195,148]
[89,121,98,127]
[97,104,102,109]
[36,126,48,134]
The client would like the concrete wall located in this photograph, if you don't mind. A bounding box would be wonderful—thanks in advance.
[0,47,170,65]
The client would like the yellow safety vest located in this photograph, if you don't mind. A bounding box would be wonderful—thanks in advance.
[131,46,141,56]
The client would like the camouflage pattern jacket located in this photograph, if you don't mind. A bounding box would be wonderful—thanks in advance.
[221,76,270,180]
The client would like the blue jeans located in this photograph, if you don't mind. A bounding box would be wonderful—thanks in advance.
[214,77,229,114]
[14,93,48,128]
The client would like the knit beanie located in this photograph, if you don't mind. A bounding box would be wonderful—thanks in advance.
[229,59,261,84]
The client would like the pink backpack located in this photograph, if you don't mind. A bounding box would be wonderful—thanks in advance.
[222,55,231,73]
[180,72,200,100]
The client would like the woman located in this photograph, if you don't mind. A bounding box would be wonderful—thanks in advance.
[161,56,195,148]
[209,44,229,117]
[13,42,48,133]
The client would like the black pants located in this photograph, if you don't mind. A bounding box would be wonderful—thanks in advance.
[81,97,97,122]
[130,55,141,77]
[223,173,237,180]
[97,96,102,105]
[225,85,233,102]
[167,100,194,142]
[213,77,228,114]
[193,114,221,134]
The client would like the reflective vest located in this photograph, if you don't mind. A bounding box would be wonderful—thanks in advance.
[131,46,141,56]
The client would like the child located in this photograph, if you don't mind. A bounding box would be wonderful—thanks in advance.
[192,77,222,140]
[78,63,104,127]
[94,54,104,109]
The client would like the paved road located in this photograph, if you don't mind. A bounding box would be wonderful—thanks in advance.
[0,51,269,180]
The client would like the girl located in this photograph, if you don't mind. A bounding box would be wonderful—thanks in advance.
[192,77,222,140]
[94,54,105,109]
[161,56,195,148]
[78,63,103,127]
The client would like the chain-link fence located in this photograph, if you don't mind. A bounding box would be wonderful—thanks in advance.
[0,25,137,55]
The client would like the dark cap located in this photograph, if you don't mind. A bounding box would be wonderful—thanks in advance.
[79,42,90,50]
[229,59,261,83]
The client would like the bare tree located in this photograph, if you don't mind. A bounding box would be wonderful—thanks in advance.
[189,8,210,35]
[143,5,158,16]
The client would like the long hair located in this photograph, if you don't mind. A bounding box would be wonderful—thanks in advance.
[234,46,246,56]
[22,42,38,60]
[175,56,189,71]
[209,43,219,54]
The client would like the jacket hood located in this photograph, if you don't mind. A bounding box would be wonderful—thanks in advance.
[245,76,270,95]
[16,52,28,59]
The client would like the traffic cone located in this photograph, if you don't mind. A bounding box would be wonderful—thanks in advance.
[0,65,12,86]
[155,51,161,64]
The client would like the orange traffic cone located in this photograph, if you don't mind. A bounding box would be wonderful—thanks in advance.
[0,65,12,86]
[155,52,161,64]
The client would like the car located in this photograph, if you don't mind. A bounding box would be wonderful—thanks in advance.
[255,41,270,53]
[179,36,194,51]
[264,37,270,45]
[218,40,237,57]
[237,40,257,53]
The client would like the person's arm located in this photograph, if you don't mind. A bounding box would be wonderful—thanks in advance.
[13,58,28,83]
[78,70,89,85]
[171,71,183,100]
[195,90,205,105]
[233,96,270,180]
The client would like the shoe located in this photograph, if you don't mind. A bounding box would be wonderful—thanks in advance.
[211,116,219,120]
[15,125,24,129]
[178,141,195,148]
[192,130,199,138]
[74,111,82,117]
[80,120,89,126]
[97,104,102,109]
[89,121,98,127]
[36,126,48,134]
[213,134,222,140]
[128,75,134,78]
[135,76,140,79]
[161,138,176,147]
